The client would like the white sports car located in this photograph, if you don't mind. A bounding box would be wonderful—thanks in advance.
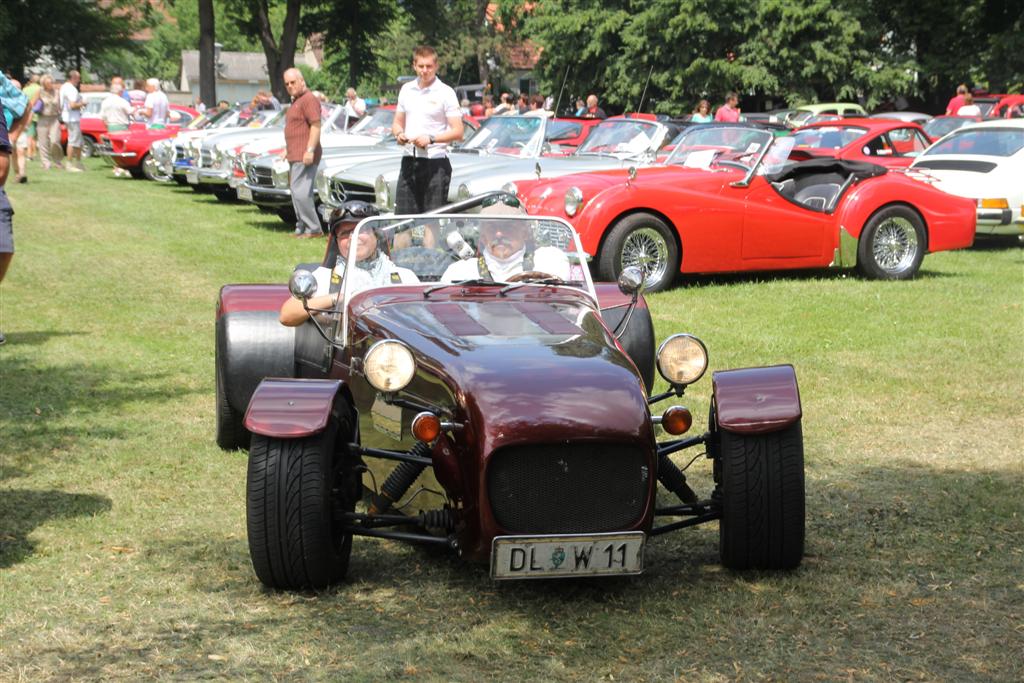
[910,119,1024,236]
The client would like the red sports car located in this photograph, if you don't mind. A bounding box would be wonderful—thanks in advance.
[99,106,202,181]
[66,105,198,159]
[514,124,976,291]
[790,118,932,167]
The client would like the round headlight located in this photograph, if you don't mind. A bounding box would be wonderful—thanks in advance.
[364,340,416,393]
[273,165,290,189]
[656,334,708,386]
[316,171,330,198]
[564,186,583,217]
[457,183,471,200]
[375,174,391,209]
[501,181,518,196]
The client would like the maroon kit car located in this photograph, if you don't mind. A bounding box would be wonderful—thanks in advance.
[513,124,976,291]
[217,198,806,589]
[790,118,932,168]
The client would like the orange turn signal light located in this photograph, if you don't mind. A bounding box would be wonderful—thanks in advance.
[412,412,442,442]
[661,405,693,435]
[978,198,1009,209]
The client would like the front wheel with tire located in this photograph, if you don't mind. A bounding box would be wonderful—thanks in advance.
[597,212,680,292]
[81,137,96,158]
[856,205,926,280]
[717,421,805,570]
[141,153,171,182]
[246,420,359,590]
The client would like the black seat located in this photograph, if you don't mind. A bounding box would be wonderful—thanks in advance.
[793,183,841,210]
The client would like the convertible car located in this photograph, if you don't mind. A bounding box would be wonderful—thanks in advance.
[789,118,932,168]
[513,124,976,291]
[97,105,202,180]
[216,198,806,588]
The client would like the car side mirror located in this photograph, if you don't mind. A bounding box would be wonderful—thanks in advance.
[617,266,645,296]
[289,269,318,301]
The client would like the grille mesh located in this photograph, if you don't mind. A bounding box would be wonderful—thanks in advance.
[487,443,649,534]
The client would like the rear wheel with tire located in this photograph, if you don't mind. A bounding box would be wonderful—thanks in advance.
[597,212,680,292]
[246,415,359,590]
[856,205,926,280]
[215,351,248,450]
[717,420,805,570]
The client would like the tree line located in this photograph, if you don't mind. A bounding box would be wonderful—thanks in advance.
[1,0,1020,113]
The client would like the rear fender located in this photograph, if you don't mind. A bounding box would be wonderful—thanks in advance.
[217,284,296,416]
[594,284,655,394]
[244,378,352,438]
[712,364,801,435]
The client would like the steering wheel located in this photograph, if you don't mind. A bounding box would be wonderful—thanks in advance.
[506,270,563,284]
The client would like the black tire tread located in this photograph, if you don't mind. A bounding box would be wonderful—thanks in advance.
[247,426,352,590]
[215,353,248,450]
[719,421,804,570]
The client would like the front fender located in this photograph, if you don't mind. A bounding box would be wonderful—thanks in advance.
[244,378,348,438]
[713,365,801,435]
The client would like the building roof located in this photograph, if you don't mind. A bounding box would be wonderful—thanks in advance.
[181,50,271,84]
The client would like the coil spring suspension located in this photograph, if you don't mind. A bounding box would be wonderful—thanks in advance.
[368,441,432,514]
[418,507,456,532]
[658,451,698,505]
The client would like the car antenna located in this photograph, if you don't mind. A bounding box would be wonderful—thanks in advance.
[553,64,570,116]
[635,65,654,114]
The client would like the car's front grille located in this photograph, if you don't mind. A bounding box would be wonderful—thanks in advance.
[487,443,649,534]
[248,165,274,187]
[173,145,187,162]
[328,179,374,205]
[199,149,213,168]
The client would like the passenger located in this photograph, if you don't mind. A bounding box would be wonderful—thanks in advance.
[441,195,570,282]
[280,201,418,326]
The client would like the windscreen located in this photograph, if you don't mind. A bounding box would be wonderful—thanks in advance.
[665,126,774,171]
[576,120,661,158]
[460,117,544,157]
[923,127,1024,157]
[792,126,867,149]
[348,108,396,137]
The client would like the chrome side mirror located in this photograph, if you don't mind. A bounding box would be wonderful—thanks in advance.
[617,266,645,296]
[288,269,318,301]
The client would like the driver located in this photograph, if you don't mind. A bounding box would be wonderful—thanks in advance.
[280,200,418,326]
[441,195,570,283]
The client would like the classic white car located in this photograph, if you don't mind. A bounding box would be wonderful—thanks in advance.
[910,119,1024,236]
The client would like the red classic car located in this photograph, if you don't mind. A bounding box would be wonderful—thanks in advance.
[98,106,202,180]
[217,198,806,588]
[67,104,198,159]
[790,118,932,167]
[513,124,976,291]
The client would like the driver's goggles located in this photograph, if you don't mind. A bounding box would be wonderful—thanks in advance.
[481,193,522,209]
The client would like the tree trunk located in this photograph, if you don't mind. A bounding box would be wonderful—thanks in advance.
[198,0,217,107]
[253,0,303,102]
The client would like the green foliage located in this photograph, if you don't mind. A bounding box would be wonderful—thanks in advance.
[0,0,144,77]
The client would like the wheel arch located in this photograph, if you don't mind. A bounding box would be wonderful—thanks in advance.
[840,199,930,268]
[244,378,356,439]
[595,207,684,273]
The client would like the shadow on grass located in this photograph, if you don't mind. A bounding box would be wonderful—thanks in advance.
[1,355,201,466]
[970,235,1023,251]
[673,266,954,289]
[0,489,112,568]
[0,330,82,347]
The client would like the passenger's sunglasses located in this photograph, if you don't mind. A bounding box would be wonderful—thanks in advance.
[481,193,521,209]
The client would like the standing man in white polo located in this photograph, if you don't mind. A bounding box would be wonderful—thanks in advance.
[59,70,85,171]
[391,45,463,213]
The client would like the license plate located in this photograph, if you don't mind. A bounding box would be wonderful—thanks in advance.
[491,532,644,580]
[237,185,253,201]
[185,168,199,184]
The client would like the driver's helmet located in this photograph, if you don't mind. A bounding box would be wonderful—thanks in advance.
[328,200,380,236]
[323,200,383,267]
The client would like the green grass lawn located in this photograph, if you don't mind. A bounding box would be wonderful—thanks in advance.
[2,160,1022,681]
